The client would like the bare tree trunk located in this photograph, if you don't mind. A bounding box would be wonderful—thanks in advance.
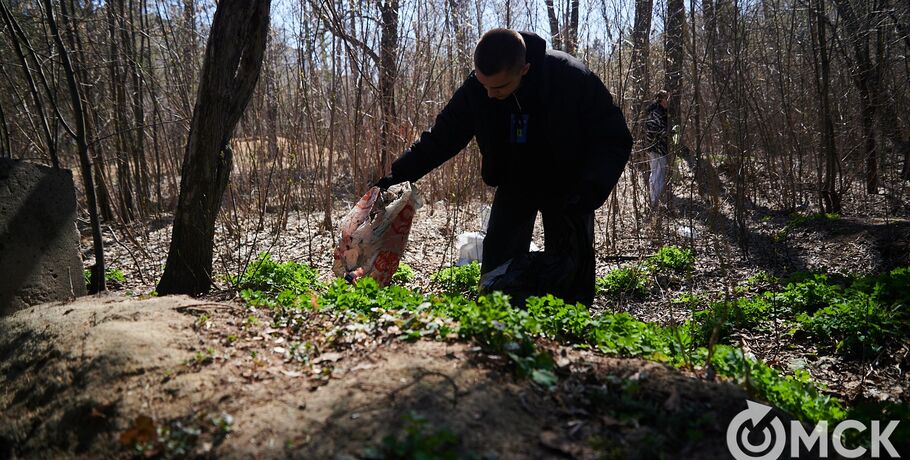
[543,0,579,53]
[107,1,137,222]
[544,0,562,50]
[41,0,106,292]
[60,0,115,222]
[664,0,685,219]
[665,0,684,130]
[0,98,10,158]
[834,0,880,193]
[378,0,399,174]
[629,0,653,139]
[567,0,579,55]
[125,0,151,214]
[504,0,511,28]
[809,0,841,213]
[448,0,469,76]
[158,0,272,295]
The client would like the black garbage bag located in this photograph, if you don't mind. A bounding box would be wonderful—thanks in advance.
[479,252,578,308]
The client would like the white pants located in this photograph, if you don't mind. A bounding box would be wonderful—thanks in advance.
[648,151,667,208]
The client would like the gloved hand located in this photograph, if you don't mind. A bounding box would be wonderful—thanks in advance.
[374,174,401,190]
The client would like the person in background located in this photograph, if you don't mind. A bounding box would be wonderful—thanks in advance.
[645,90,670,210]
[376,28,632,306]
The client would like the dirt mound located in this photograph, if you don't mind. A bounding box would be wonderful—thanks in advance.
[1,295,753,459]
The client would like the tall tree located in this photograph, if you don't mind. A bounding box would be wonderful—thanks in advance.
[833,0,881,193]
[544,0,580,54]
[378,0,400,173]
[41,0,106,292]
[157,0,272,295]
[628,0,654,139]
[665,0,684,132]
[808,0,841,213]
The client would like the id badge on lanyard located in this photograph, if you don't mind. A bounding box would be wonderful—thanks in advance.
[510,113,529,144]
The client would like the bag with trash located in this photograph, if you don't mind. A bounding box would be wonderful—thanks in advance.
[332,182,421,286]
[479,252,576,306]
[479,214,591,307]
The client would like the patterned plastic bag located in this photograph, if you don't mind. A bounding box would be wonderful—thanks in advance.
[332,183,421,286]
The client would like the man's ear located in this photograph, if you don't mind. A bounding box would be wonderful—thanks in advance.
[520,62,531,76]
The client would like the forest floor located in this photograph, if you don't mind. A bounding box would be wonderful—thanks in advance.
[3,172,910,459]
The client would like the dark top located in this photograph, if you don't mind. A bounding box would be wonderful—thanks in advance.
[645,101,668,156]
[390,32,632,212]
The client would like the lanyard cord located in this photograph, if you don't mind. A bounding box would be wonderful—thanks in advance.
[512,92,523,113]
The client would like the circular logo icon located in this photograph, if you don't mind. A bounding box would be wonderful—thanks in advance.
[727,400,787,460]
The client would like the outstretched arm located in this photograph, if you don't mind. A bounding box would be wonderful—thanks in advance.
[388,78,476,184]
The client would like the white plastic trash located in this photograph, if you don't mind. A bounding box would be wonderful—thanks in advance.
[456,232,485,266]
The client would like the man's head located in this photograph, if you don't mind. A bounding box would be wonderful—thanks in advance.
[474,28,530,100]
[656,90,669,108]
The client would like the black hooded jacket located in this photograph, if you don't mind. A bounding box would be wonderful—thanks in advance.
[390,32,632,212]
[645,100,668,156]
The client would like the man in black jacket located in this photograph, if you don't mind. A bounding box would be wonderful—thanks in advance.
[377,29,632,306]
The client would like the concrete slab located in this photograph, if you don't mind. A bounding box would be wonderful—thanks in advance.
[0,159,86,314]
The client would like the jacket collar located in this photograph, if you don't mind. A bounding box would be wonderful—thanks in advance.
[519,32,549,103]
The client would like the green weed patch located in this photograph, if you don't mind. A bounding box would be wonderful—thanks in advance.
[235,253,855,426]
[596,246,695,300]
[431,262,481,297]
[647,245,695,273]
[694,268,909,357]
[596,266,650,299]
[84,267,127,288]
[235,252,323,295]
[392,263,416,285]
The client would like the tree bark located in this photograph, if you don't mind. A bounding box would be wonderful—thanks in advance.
[809,0,841,213]
[157,0,272,295]
[629,0,653,139]
[41,0,106,292]
[665,0,684,129]
[378,0,399,174]
[544,0,562,50]
[567,0,579,55]
[833,0,880,193]
[107,1,137,222]
[543,0,579,53]
[0,97,10,158]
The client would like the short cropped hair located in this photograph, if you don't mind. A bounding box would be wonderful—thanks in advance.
[655,90,669,101]
[473,28,527,75]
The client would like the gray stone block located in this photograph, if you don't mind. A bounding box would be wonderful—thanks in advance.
[0,159,86,314]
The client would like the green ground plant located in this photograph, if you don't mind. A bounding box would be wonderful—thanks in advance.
[392,263,416,285]
[431,262,481,297]
[646,246,695,273]
[84,267,127,288]
[234,252,323,295]
[596,246,696,300]
[695,268,909,357]
[596,266,650,299]
[235,254,856,427]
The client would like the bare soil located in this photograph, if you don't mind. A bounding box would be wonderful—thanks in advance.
[2,294,750,459]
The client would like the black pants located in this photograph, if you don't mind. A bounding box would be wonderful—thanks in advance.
[480,186,595,306]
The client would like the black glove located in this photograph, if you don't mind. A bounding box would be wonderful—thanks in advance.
[374,174,401,190]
